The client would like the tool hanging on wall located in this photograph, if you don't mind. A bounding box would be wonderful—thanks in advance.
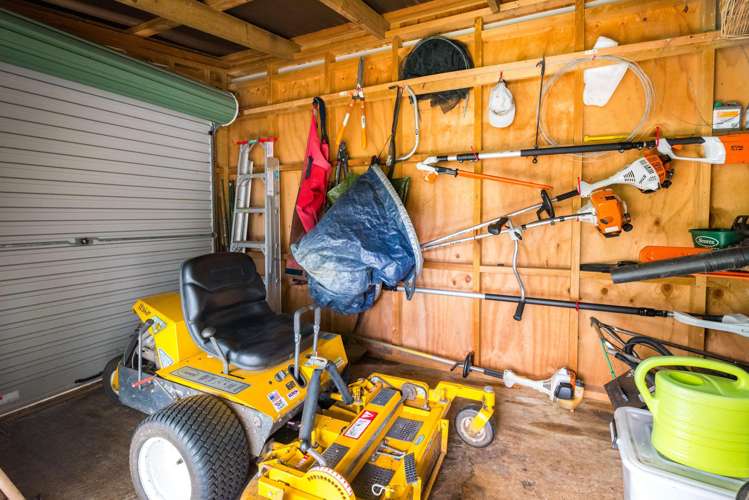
[531,57,546,163]
[416,132,749,172]
[455,188,631,320]
[421,154,672,252]
[419,162,554,189]
[335,56,367,150]
[390,285,749,337]
[383,85,420,168]
[385,84,402,178]
[348,335,584,410]
[611,245,749,284]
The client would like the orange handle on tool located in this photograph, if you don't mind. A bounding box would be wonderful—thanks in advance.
[455,169,553,190]
[639,246,710,262]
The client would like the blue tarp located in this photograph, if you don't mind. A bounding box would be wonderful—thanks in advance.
[291,166,422,314]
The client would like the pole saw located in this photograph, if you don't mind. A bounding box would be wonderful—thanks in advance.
[416,132,749,174]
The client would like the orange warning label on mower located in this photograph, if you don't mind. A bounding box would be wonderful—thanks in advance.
[344,410,378,439]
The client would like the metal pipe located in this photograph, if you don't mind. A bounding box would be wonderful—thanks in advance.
[394,285,673,317]
[424,210,592,251]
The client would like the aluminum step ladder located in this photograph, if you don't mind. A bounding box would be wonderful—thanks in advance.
[230,137,282,312]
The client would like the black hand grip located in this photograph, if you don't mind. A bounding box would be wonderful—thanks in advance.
[325,361,353,405]
[488,217,509,235]
[482,367,504,380]
[299,367,323,447]
[456,152,479,162]
[513,301,526,321]
[555,189,579,202]
[536,190,555,220]
[612,246,749,283]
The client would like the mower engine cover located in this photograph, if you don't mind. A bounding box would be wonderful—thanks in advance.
[291,166,423,314]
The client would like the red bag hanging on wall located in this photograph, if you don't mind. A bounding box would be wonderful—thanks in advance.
[293,97,331,234]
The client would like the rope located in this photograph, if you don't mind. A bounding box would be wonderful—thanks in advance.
[538,55,655,158]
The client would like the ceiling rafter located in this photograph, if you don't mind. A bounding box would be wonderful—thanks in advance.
[127,0,252,38]
[114,0,299,59]
[316,0,389,38]
[486,0,500,12]
[0,0,228,70]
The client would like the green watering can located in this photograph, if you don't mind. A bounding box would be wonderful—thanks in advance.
[635,356,749,478]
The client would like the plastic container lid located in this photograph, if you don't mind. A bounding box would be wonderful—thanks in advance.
[614,407,746,497]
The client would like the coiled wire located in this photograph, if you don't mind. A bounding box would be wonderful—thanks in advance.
[538,55,655,158]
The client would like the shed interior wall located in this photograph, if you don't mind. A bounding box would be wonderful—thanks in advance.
[216,0,749,399]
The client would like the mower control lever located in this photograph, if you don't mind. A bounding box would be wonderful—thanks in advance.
[324,361,354,405]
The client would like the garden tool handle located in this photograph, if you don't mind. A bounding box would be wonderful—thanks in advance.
[513,302,525,321]
[635,356,749,416]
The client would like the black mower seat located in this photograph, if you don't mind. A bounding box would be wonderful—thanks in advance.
[180,252,312,371]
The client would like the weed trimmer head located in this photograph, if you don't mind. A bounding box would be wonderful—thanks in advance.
[579,153,673,197]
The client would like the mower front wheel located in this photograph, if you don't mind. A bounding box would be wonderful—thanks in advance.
[130,395,250,500]
[102,356,121,403]
[454,404,495,448]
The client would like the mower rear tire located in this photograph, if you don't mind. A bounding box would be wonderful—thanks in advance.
[454,404,495,448]
[102,356,121,403]
[129,395,250,500]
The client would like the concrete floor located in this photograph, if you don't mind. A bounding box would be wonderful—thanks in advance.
[0,358,623,500]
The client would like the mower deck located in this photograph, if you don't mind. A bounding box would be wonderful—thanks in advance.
[258,373,494,500]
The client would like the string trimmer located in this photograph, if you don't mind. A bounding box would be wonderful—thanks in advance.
[390,285,749,338]
[349,335,584,410]
[421,153,672,252]
[419,153,671,320]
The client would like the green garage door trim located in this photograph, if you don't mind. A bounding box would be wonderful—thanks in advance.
[0,9,238,126]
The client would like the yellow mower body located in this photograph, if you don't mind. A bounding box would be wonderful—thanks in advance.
[117,290,495,500]
[124,291,348,433]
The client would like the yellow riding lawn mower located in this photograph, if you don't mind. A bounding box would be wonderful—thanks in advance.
[104,253,496,500]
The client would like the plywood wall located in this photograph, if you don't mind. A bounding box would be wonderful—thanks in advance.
[218,0,749,400]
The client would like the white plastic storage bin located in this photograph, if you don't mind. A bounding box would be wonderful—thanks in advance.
[612,407,747,500]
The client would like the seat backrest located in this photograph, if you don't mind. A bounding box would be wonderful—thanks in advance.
[180,252,271,351]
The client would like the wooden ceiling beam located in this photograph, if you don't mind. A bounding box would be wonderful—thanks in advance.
[0,0,228,70]
[486,0,500,12]
[317,0,389,38]
[115,0,299,59]
[127,0,251,38]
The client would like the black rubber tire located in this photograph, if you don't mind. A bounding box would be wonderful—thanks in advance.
[454,404,495,448]
[130,395,251,500]
[102,356,121,403]
[737,481,749,500]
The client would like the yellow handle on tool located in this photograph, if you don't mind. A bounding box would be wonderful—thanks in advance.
[335,99,355,146]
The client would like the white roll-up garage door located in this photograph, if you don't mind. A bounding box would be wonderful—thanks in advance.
[0,62,214,414]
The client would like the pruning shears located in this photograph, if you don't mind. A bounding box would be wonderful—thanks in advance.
[336,57,367,149]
